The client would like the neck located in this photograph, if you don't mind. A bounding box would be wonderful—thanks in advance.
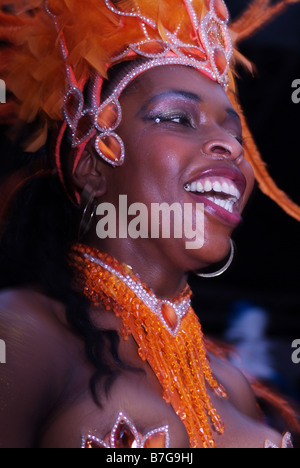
[69,242,226,449]
[85,238,189,300]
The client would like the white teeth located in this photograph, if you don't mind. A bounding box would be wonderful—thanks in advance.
[229,185,236,196]
[204,180,212,192]
[206,196,235,213]
[184,176,242,215]
[222,181,229,194]
[213,181,222,193]
[190,181,197,192]
[184,177,241,200]
[197,181,204,192]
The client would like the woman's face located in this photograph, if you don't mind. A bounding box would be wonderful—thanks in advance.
[98,65,255,273]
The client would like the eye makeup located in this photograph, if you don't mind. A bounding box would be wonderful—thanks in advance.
[139,90,202,130]
[138,88,244,142]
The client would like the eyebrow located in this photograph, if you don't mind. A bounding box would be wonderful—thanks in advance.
[137,90,202,117]
[143,90,203,107]
[139,89,242,123]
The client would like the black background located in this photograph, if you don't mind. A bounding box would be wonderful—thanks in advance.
[0,0,299,407]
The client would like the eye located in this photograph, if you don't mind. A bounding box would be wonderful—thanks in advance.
[153,113,195,128]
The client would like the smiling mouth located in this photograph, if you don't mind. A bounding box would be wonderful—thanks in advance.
[184,177,241,214]
[183,166,247,225]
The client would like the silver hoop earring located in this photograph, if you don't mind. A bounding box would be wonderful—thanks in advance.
[195,239,235,279]
[78,185,97,240]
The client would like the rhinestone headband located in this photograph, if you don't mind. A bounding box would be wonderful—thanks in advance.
[4,0,300,220]
[45,0,233,187]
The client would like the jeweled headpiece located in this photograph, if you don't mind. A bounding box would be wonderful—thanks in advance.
[51,0,235,174]
[1,0,300,220]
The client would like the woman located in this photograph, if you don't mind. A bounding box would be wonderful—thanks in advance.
[0,0,299,448]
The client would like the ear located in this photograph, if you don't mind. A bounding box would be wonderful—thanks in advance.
[72,146,107,199]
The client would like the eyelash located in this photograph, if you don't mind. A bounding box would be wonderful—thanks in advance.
[148,113,244,144]
[151,113,195,128]
[235,136,244,146]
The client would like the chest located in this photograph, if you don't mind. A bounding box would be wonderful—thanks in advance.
[38,369,190,448]
[37,316,275,449]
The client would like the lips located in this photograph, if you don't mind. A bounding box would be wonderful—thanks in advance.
[184,167,247,226]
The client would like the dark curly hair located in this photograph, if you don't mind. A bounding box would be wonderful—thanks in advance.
[0,121,134,405]
[0,61,151,404]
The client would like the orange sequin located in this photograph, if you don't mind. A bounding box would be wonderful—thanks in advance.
[70,243,227,448]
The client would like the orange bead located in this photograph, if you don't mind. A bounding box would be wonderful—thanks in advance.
[96,134,123,165]
[114,420,136,448]
[178,46,207,62]
[73,111,94,144]
[214,0,228,22]
[70,243,227,448]
[133,40,167,56]
[97,100,120,130]
[214,48,228,75]
[144,431,167,449]
[161,302,178,331]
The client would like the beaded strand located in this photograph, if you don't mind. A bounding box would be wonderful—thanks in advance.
[70,243,227,448]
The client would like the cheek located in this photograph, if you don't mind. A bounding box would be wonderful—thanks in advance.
[121,129,185,191]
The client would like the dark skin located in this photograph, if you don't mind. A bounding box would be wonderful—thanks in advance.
[0,66,284,448]
[78,66,255,297]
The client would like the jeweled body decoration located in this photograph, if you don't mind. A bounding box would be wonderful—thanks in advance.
[82,412,170,449]
[71,245,295,449]
[70,243,228,448]
[264,433,293,449]
[0,0,299,451]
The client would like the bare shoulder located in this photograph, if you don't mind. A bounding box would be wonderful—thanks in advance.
[0,286,86,381]
[0,287,64,321]
[0,286,79,378]
[0,288,71,354]
[0,288,77,447]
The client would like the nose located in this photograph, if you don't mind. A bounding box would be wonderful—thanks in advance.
[202,136,244,163]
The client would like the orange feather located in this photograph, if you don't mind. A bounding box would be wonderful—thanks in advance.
[229,90,300,221]
[0,0,300,220]
[232,0,300,42]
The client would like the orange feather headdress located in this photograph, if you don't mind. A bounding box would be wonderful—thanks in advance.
[0,0,300,220]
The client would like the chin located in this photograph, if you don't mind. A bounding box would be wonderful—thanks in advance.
[191,234,232,269]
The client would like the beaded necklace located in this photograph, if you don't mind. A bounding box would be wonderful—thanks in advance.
[70,243,227,448]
